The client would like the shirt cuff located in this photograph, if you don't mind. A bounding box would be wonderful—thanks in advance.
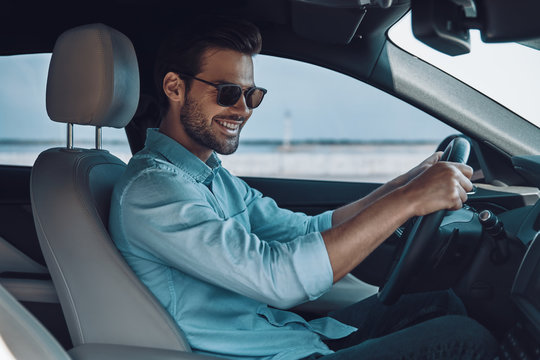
[292,232,333,301]
[309,210,334,233]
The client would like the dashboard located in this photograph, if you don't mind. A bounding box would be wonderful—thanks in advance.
[503,199,540,358]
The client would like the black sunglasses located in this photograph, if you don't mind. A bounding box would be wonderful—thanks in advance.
[177,73,267,109]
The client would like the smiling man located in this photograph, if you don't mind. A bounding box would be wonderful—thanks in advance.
[109,16,497,360]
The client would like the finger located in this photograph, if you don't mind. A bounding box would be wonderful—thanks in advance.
[447,187,465,211]
[447,162,473,179]
[458,185,468,205]
[457,170,474,192]
[421,152,442,165]
[424,152,442,166]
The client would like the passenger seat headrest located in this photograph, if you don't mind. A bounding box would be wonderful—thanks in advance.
[46,23,139,128]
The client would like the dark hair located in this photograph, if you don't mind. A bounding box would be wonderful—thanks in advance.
[154,16,262,117]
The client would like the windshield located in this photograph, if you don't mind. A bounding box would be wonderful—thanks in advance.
[388,12,540,129]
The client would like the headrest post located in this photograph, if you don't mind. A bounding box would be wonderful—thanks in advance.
[95,127,102,150]
[67,123,74,149]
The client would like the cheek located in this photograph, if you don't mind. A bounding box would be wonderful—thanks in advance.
[200,95,226,118]
[187,96,221,122]
[209,107,230,121]
[241,113,252,125]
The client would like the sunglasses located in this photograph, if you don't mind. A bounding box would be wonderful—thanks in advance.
[177,73,267,109]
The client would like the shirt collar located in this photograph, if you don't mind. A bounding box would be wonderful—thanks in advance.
[145,128,221,184]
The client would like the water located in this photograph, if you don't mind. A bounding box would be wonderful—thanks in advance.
[0,142,438,183]
[220,142,437,182]
[0,142,133,166]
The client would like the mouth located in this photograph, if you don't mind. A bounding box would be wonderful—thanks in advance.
[214,117,243,135]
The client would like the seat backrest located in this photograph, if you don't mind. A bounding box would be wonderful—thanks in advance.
[30,23,190,351]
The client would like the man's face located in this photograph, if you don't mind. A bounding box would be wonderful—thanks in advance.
[179,48,254,157]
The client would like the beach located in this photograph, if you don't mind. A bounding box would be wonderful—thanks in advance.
[0,142,437,183]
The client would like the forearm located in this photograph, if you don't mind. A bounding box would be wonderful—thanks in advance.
[323,160,473,284]
[332,175,406,227]
[323,186,415,283]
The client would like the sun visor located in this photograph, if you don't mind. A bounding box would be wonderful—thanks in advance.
[290,0,398,45]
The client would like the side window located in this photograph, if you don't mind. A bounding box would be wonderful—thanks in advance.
[221,55,457,182]
[0,54,132,166]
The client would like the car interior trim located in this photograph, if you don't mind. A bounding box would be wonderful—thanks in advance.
[0,236,48,275]
[370,41,540,157]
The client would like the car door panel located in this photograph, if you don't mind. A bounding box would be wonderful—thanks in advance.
[242,177,381,215]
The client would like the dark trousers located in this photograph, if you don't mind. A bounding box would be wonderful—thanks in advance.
[313,290,498,360]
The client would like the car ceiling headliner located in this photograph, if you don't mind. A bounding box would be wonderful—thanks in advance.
[2,1,410,86]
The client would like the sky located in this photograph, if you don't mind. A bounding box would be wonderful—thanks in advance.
[1,13,538,144]
[389,14,540,127]
[0,52,455,144]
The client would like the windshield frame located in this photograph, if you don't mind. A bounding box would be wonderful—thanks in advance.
[388,12,540,130]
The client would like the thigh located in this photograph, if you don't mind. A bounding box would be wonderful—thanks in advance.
[319,315,497,360]
[326,289,466,350]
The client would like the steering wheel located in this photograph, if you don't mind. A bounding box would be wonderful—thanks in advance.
[378,137,471,305]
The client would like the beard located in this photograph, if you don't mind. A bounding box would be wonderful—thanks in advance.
[179,96,243,155]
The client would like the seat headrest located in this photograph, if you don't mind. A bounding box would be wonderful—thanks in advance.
[46,23,139,128]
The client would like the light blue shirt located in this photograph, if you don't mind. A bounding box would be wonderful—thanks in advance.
[109,129,356,360]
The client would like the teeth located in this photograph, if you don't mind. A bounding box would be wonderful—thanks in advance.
[216,119,240,130]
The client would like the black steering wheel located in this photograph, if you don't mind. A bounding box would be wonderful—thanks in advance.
[378,137,471,305]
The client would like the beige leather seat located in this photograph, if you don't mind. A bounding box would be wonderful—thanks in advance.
[0,283,69,360]
[30,23,190,352]
[0,282,206,360]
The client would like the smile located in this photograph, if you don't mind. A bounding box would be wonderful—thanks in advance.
[215,118,241,132]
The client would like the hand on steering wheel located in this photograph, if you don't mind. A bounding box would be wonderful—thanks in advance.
[378,137,471,305]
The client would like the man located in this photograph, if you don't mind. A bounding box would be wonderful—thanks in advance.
[109,17,497,360]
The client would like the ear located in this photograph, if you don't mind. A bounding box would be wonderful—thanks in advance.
[162,72,185,106]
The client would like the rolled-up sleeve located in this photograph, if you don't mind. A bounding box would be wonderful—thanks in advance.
[234,177,334,241]
[120,168,333,309]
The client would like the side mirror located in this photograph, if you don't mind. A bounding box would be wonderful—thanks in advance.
[411,0,540,56]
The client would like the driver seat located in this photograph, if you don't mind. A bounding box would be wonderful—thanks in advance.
[30,23,190,351]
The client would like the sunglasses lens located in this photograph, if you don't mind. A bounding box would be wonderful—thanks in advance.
[246,88,266,109]
[218,85,243,106]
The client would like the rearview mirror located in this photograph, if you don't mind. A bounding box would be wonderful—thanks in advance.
[411,0,540,56]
